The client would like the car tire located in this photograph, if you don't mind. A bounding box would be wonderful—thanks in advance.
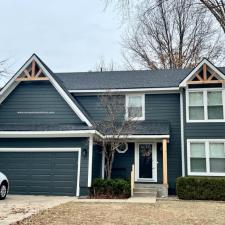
[0,183,8,200]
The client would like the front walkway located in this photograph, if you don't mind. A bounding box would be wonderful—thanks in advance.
[77,197,156,204]
[0,195,75,225]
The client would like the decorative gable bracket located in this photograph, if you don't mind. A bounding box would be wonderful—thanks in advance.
[16,60,49,81]
[179,59,225,87]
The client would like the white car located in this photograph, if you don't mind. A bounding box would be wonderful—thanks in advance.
[0,172,9,200]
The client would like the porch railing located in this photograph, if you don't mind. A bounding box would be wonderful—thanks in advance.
[131,164,135,197]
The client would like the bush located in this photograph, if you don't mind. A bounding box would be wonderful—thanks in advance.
[176,176,225,201]
[91,178,131,199]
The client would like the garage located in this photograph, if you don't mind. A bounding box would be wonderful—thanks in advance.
[0,148,81,196]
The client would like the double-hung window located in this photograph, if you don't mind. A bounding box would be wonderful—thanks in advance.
[188,140,225,175]
[187,89,224,121]
[125,94,145,120]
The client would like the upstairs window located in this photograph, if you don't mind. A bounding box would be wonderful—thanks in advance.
[125,94,145,120]
[187,89,224,121]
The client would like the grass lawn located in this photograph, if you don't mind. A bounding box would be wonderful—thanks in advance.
[14,200,225,225]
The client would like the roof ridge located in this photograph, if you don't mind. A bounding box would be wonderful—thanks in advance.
[54,67,194,75]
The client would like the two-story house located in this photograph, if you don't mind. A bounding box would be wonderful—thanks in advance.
[0,54,224,197]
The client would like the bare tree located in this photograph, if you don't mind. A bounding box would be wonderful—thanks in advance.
[105,0,225,34]
[94,93,136,179]
[121,0,224,69]
[199,0,225,33]
[0,60,9,78]
[95,58,115,72]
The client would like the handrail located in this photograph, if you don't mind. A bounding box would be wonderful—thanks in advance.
[131,164,135,197]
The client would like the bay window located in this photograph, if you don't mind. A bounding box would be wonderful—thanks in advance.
[187,89,224,121]
[188,140,225,175]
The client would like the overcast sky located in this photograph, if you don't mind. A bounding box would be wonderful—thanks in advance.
[0,0,122,85]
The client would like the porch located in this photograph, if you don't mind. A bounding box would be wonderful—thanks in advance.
[103,138,169,197]
[130,139,169,198]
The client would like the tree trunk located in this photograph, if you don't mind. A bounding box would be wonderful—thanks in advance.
[104,147,115,180]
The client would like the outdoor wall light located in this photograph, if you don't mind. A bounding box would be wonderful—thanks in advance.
[82,149,88,157]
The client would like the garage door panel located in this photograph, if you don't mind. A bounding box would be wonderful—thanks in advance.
[0,151,79,196]
[53,175,76,181]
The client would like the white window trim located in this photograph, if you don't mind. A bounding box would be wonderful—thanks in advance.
[187,139,225,176]
[186,88,225,123]
[125,94,145,121]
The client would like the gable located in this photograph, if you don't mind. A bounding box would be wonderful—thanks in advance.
[180,59,225,87]
[0,54,92,127]
[0,81,83,124]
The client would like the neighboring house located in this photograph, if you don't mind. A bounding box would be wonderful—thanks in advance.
[0,54,225,197]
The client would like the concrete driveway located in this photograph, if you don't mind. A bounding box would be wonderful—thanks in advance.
[0,195,76,225]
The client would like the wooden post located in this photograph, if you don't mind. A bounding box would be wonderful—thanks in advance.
[203,64,207,81]
[131,164,135,197]
[163,139,168,185]
[31,60,36,77]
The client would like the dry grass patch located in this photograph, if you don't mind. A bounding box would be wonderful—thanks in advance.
[14,200,225,225]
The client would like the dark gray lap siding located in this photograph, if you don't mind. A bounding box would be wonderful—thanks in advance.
[92,145,102,180]
[112,143,135,179]
[0,138,89,196]
[0,82,82,124]
[76,93,182,193]
[145,94,182,192]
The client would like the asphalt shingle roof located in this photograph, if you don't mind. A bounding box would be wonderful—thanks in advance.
[53,69,192,90]
[53,67,225,90]
[0,123,92,131]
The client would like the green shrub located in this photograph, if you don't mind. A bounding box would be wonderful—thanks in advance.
[91,178,131,198]
[176,176,225,201]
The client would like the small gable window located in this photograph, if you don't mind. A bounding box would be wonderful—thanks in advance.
[187,89,224,121]
[125,94,145,120]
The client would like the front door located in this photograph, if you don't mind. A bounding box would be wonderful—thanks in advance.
[135,143,157,182]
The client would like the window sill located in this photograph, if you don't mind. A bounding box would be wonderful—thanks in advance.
[125,117,145,121]
[188,172,225,176]
[187,120,225,123]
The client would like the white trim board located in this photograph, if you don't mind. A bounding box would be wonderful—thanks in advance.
[0,54,92,127]
[69,87,180,93]
[0,147,82,196]
[0,130,169,139]
[0,130,98,138]
[88,136,93,187]
[179,58,225,87]
[180,92,185,176]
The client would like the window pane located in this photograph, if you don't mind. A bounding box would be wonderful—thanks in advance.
[210,159,225,173]
[190,143,205,157]
[189,106,204,120]
[191,158,206,172]
[209,143,225,158]
[208,91,222,106]
[189,92,203,106]
[128,107,142,118]
[127,95,143,118]
[128,96,142,107]
[208,106,223,119]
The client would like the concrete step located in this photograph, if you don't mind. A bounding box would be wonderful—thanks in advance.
[134,183,163,188]
[133,192,157,197]
[134,188,157,193]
